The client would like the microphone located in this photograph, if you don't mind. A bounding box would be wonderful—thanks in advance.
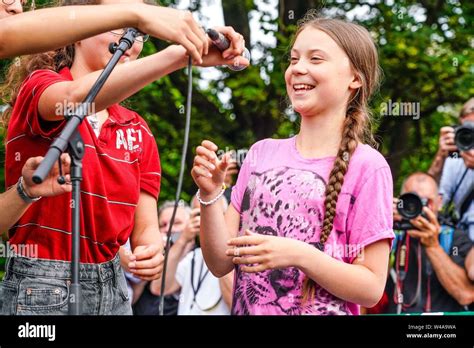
[206,28,250,71]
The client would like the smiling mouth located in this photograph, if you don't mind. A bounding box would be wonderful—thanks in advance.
[293,84,316,91]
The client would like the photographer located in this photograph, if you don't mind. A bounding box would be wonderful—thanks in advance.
[428,98,474,241]
[386,172,474,314]
[149,195,233,315]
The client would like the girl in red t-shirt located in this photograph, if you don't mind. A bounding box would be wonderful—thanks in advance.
[0,0,247,315]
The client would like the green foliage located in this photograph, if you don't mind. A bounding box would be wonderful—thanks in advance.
[0,1,472,274]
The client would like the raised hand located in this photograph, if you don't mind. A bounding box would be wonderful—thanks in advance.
[191,140,231,198]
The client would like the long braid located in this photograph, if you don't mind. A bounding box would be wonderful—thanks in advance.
[301,110,361,302]
[292,12,381,305]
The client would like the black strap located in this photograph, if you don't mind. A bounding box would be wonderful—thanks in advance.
[445,168,468,210]
[190,249,210,307]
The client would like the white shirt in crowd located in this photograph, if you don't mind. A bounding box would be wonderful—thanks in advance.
[176,247,230,315]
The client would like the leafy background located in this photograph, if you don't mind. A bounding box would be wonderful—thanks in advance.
[1,0,473,278]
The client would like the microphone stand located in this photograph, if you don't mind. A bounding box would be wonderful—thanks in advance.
[32,28,142,315]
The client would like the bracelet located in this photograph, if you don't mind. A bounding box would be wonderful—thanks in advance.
[16,176,42,204]
[196,184,227,206]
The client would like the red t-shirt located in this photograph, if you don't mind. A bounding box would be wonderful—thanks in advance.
[5,68,161,263]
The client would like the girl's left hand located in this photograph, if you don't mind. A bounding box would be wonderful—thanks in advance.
[198,26,249,69]
[225,229,302,273]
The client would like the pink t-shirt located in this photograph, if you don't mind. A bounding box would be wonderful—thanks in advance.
[230,136,394,315]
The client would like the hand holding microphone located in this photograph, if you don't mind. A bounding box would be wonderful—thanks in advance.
[195,26,250,70]
[206,28,251,71]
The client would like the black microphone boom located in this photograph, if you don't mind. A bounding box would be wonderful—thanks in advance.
[32,28,142,184]
[31,28,141,316]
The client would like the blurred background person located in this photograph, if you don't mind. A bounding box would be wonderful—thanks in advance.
[385,172,473,314]
[428,98,474,241]
[221,151,240,204]
[132,200,192,315]
[150,195,233,315]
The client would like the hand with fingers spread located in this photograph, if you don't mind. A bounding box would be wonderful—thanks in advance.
[191,140,232,199]
[225,229,303,273]
[407,206,441,248]
[128,242,164,281]
[21,154,72,198]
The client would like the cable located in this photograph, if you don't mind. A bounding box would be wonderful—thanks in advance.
[158,56,193,316]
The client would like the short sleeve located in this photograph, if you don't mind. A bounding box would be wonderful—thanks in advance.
[138,120,161,199]
[231,144,257,213]
[346,166,395,262]
[439,158,456,206]
[15,69,69,139]
[450,230,472,267]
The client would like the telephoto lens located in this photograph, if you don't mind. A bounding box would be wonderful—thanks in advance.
[397,192,426,219]
[454,121,474,151]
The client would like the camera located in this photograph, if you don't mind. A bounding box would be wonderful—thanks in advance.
[454,121,474,152]
[393,192,428,230]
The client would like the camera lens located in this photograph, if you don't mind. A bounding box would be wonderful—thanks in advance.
[455,121,474,151]
[397,193,423,219]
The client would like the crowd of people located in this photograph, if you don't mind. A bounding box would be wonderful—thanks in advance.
[0,0,472,316]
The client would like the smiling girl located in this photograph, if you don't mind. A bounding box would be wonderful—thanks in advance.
[191,11,394,315]
[0,0,246,315]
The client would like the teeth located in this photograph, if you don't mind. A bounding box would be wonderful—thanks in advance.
[294,84,315,91]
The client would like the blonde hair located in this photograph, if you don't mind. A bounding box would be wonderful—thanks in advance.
[294,11,381,302]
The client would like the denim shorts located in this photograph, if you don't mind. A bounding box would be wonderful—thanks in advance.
[0,253,132,315]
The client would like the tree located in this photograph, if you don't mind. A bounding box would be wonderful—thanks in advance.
[0,0,472,277]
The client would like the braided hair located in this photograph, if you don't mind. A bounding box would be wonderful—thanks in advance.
[293,11,381,302]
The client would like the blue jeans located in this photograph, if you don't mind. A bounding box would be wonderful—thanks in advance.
[0,253,132,315]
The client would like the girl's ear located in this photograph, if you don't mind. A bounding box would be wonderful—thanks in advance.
[349,71,363,90]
